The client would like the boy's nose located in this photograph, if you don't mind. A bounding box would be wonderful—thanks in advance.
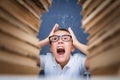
[58,38,63,44]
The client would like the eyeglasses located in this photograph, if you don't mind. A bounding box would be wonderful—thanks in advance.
[49,35,72,42]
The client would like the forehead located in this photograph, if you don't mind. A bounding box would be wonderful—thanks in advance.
[54,30,70,35]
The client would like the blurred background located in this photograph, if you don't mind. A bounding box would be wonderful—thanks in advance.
[0,0,120,79]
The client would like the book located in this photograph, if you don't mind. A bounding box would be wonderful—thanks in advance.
[0,18,39,47]
[0,8,38,36]
[88,18,120,50]
[87,6,120,39]
[0,0,51,75]
[89,31,120,57]
[79,0,120,76]
[82,0,103,21]
[84,0,120,32]
[0,50,40,75]
[81,0,112,28]
[88,47,120,74]
[0,0,40,32]
[0,32,40,59]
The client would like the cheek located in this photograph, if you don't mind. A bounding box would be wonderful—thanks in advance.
[50,44,57,52]
[65,43,73,51]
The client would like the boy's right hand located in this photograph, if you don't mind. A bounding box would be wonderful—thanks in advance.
[38,24,59,48]
[48,23,59,38]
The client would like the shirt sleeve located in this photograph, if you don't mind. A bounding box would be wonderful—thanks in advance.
[78,53,87,74]
[40,54,46,69]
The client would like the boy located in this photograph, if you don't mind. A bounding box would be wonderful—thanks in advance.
[38,24,89,78]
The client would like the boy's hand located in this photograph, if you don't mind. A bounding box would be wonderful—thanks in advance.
[68,27,79,48]
[48,23,59,38]
[38,24,59,48]
[68,27,89,55]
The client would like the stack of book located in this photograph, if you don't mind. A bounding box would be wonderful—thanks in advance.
[0,0,52,75]
[78,0,120,76]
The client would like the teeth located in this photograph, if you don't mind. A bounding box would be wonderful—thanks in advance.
[58,48,64,49]
[58,46,63,49]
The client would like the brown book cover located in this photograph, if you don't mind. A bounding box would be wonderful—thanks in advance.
[0,0,40,32]
[0,19,39,47]
[0,50,40,75]
[87,6,120,39]
[82,0,112,29]
[88,15,120,44]
[88,20,120,49]
[82,0,103,21]
[0,8,38,36]
[88,31,120,57]
[88,47,120,73]
[0,32,39,60]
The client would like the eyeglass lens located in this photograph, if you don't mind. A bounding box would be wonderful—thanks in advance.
[49,35,71,42]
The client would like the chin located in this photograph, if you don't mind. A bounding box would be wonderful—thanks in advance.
[56,58,66,64]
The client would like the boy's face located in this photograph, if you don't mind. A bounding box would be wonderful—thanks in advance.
[50,30,74,65]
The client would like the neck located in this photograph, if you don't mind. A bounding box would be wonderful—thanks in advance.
[56,58,70,69]
[59,62,67,69]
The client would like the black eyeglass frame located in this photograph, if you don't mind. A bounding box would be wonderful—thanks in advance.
[49,35,72,44]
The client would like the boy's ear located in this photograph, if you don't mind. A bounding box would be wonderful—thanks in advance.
[50,46,53,52]
[71,46,75,52]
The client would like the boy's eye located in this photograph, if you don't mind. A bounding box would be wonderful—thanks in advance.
[53,37,58,40]
[63,37,68,40]
[63,36,70,41]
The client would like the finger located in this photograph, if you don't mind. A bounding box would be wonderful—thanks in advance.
[68,27,77,40]
[52,23,59,32]
[68,27,74,36]
[49,24,59,37]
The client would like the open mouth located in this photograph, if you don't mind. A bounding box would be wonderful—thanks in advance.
[57,47,65,55]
